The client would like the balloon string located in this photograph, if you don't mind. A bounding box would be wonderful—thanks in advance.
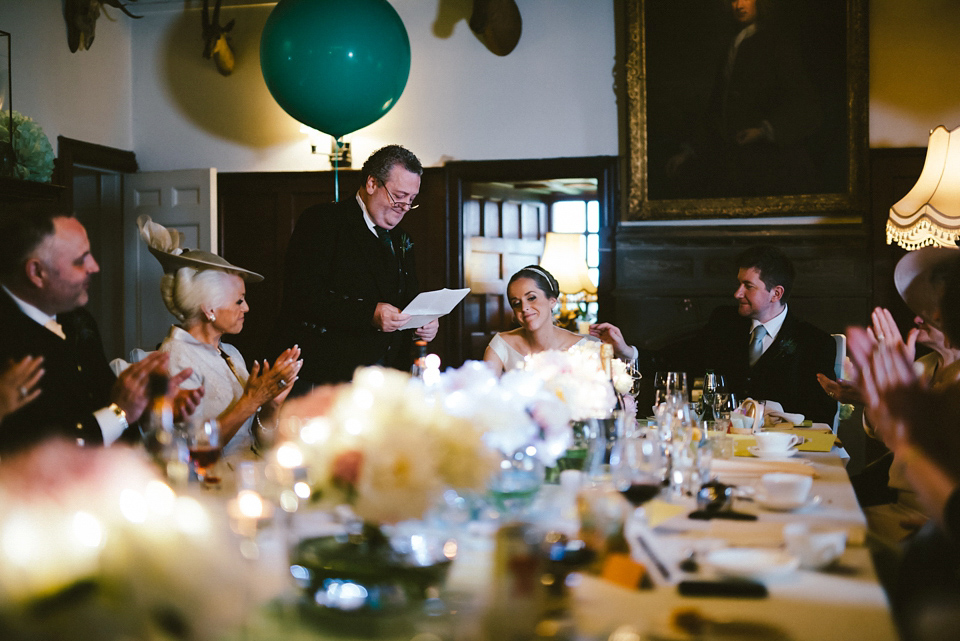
[333,137,340,202]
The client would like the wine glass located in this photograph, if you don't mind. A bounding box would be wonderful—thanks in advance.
[188,419,221,486]
[612,434,663,508]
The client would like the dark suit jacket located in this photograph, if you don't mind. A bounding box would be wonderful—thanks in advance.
[0,290,115,454]
[272,198,419,393]
[642,305,837,425]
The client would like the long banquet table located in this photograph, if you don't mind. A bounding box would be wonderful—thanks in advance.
[241,447,899,641]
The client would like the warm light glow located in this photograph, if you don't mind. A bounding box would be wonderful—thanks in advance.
[236,490,265,519]
[888,125,960,249]
[277,442,304,468]
[294,481,311,499]
[119,489,148,524]
[175,497,211,536]
[72,511,104,549]
[144,480,176,516]
[300,418,330,444]
[539,232,597,295]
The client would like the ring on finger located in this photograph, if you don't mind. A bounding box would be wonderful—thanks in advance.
[278,379,287,388]
[18,386,28,400]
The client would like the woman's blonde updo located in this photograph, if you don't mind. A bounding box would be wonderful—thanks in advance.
[160,267,240,323]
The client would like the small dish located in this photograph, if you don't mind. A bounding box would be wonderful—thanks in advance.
[748,446,799,459]
[756,494,822,512]
[702,547,799,580]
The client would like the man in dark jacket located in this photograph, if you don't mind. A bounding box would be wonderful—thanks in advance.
[273,145,439,394]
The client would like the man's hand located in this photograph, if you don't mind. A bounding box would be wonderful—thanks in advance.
[373,303,411,333]
[589,322,634,362]
[816,373,863,406]
[171,368,204,423]
[416,319,439,342]
[110,351,171,423]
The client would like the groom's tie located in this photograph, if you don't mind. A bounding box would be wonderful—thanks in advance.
[748,325,767,366]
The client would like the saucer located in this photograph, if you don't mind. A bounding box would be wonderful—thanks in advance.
[757,494,822,512]
[702,547,800,580]
[748,446,799,459]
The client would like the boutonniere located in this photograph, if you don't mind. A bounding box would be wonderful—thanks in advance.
[776,338,797,357]
[399,232,414,257]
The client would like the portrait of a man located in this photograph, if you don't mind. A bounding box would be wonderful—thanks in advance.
[643,0,849,201]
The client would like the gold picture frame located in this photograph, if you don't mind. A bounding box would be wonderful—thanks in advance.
[624,0,868,221]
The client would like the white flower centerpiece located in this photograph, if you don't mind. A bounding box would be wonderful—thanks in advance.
[0,440,263,641]
[520,343,638,473]
[270,366,506,621]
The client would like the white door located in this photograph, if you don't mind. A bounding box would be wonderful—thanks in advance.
[123,169,217,357]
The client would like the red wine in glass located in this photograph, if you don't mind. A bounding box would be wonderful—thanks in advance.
[620,482,661,507]
[189,445,221,484]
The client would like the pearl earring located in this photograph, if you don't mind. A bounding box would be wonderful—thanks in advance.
[208,314,216,322]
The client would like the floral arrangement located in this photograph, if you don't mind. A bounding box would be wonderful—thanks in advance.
[274,367,501,525]
[434,361,573,466]
[520,345,623,421]
[0,440,263,641]
[0,110,55,182]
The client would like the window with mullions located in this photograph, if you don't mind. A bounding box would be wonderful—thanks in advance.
[550,199,599,321]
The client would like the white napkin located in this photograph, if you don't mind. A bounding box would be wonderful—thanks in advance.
[763,400,804,426]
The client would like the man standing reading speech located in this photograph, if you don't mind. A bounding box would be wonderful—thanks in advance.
[274,145,438,393]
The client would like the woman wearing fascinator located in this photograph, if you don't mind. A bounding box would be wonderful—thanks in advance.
[138,216,302,459]
[483,265,636,375]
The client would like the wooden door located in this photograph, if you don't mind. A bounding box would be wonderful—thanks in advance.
[462,185,548,361]
[123,169,218,357]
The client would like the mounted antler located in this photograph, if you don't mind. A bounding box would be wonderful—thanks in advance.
[65,0,141,53]
[202,0,236,76]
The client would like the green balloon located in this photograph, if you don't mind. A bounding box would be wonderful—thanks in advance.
[260,0,411,139]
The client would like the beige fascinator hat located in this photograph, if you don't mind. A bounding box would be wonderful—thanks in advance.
[137,215,263,283]
[894,245,959,325]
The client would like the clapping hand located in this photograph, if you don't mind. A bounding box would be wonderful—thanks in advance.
[245,346,303,408]
[0,356,45,421]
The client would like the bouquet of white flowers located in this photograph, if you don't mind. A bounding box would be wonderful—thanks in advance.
[521,346,622,421]
[0,441,260,641]
[274,367,501,525]
[434,361,573,466]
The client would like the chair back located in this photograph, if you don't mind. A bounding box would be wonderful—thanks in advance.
[830,333,846,433]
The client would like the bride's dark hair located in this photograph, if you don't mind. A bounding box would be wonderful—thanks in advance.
[508,265,560,299]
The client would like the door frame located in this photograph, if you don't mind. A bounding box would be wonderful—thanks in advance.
[444,156,620,366]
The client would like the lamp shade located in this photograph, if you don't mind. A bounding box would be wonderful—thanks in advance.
[539,232,597,295]
[888,125,960,250]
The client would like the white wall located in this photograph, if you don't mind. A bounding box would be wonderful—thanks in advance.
[129,0,619,172]
[0,0,133,152]
[3,1,957,173]
[869,0,960,147]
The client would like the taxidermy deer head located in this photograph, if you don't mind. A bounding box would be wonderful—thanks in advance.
[469,0,522,56]
[65,0,141,53]
[203,0,236,76]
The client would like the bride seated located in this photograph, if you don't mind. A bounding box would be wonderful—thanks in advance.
[483,265,635,375]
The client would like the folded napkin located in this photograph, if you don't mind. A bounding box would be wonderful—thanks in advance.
[763,400,804,426]
[710,458,816,478]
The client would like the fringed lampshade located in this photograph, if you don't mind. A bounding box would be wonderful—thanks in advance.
[888,125,960,250]
[539,232,597,295]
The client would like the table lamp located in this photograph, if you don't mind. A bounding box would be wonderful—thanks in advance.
[888,125,960,250]
[539,232,597,330]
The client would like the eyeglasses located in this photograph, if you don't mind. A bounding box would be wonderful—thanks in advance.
[378,180,419,211]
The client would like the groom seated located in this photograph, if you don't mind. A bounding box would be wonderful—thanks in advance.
[640,245,837,425]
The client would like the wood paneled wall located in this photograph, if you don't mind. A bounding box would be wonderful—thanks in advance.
[215,150,923,375]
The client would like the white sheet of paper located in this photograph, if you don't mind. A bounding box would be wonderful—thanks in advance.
[399,287,470,330]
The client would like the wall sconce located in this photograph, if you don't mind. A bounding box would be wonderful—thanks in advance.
[539,232,597,331]
[299,125,351,167]
[888,125,960,250]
